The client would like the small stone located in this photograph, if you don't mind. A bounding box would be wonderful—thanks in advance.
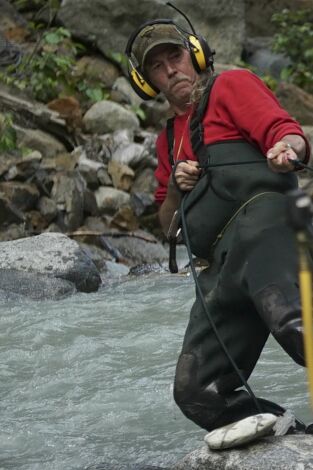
[204,413,277,450]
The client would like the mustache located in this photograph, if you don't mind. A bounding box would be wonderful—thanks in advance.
[168,75,191,89]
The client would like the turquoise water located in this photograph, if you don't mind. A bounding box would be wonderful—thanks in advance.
[0,271,311,470]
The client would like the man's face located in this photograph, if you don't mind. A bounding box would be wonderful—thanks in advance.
[144,44,198,108]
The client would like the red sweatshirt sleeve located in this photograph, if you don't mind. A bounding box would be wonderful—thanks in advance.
[206,70,310,161]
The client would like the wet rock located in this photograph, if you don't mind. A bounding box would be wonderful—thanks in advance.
[0,268,75,300]
[103,230,167,266]
[171,434,313,470]
[103,259,130,278]
[0,232,101,295]
[83,100,139,134]
[78,242,113,272]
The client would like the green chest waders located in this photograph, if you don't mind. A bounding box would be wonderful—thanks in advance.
[171,77,307,434]
[182,140,298,259]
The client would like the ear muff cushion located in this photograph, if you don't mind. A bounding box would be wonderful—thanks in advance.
[188,35,213,72]
[128,66,159,100]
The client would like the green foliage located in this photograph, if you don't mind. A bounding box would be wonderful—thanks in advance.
[131,105,146,122]
[271,9,313,93]
[0,27,109,105]
[0,114,17,152]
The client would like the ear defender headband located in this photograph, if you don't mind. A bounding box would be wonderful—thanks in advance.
[125,3,215,100]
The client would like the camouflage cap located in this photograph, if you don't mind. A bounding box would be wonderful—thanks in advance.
[132,23,187,69]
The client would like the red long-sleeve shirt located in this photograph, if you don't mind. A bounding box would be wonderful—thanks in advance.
[154,69,310,205]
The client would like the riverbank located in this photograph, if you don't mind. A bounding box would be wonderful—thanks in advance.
[1,0,313,287]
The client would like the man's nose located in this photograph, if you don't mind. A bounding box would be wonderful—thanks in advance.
[164,61,176,76]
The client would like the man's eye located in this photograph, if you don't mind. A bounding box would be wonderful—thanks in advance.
[151,63,161,71]
[170,52,181,60]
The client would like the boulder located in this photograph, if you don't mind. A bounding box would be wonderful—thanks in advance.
[108,160,135,191]
[111,76,143,107]
[83,100,139,134]
[50,171,85,231]
[94,186,130,214]
[58,0,245,64]
[103,230,167,267]
[14,125,67,158]
[171,434,313,470]
[276,82,313,126]
[74,55,120,89]
[0,233,101,298]
[112,142,148,169]
[0,232,101,298]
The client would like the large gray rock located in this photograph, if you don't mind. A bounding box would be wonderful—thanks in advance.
[58,0,245,64]
[171,434,313,470]
[83,100,139,134]
[0,233,101,298]
[50,171,86,231]
[14,125,67,158]
[103,231,167,266]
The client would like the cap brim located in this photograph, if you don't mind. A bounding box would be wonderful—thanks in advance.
[142,39,185,67]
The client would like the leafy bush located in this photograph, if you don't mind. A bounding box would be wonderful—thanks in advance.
[0,114,17,152]
[271,9,313,93]
[0,27,109,105]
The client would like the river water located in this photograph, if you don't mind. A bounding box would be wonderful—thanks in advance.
[0,264,312,470]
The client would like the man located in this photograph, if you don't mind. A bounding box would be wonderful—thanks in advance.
[126,18,312,449]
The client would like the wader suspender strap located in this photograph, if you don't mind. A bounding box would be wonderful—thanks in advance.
[166,117,175,167]
[189,74,218,163]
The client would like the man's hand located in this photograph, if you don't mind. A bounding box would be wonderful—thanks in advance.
[172,160,201,191]
[266,141,299,173]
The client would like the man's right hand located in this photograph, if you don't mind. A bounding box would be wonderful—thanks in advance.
[172,160,201,192]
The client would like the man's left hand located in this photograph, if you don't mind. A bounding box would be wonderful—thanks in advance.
[266,141,298,173]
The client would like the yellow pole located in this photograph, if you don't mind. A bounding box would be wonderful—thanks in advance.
[297,231,313,408]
